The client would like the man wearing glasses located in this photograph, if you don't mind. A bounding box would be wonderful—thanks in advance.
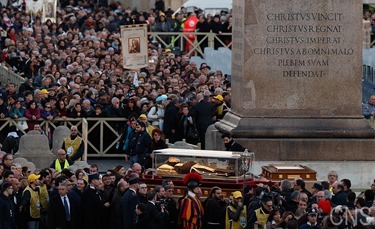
[62,126,84,161]
[327,171,338,188]
[248,197,273,229]
[50,149,74,173]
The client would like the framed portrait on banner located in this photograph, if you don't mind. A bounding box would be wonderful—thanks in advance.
[42,0,57,23]
[121,25,148,70]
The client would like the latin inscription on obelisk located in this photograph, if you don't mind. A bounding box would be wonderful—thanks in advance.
[231,0,362,117]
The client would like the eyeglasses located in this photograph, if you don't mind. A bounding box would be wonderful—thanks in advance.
[45,106,51,108]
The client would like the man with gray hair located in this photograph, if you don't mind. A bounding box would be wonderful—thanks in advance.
[103,97,124,117]
[285,190,300,213]
[82,99,95,117]
[48,183,80,228]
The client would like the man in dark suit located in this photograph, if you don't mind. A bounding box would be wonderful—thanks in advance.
[121,174,140,229]
[146,190,168,229]
[192,93,215,149]
[81,173,105,229]
[163,96,181,143]
[47,183,80,229]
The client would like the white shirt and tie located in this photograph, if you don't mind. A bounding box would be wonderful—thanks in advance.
[60,195,71,222]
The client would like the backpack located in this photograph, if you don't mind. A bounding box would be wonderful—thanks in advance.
[148,105,159,122]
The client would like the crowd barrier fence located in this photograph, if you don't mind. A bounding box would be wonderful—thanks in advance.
[148,31,232,56]
[0,117,127,158]
[0,117,202,159]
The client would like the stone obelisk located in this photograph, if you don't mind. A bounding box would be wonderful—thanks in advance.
[214,0,375,160]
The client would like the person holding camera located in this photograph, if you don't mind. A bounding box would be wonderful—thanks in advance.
[225,191,247,229]
[164,185,178,229]
[155,185,167,207]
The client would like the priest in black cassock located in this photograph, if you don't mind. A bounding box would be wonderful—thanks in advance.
[81,173,106,229]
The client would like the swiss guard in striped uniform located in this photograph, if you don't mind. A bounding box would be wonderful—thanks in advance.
[179,172,204,229]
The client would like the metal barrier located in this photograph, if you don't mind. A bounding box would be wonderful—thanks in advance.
[0,117,202,158]
[0,64,26,87]
[0,117,128,158]
[149,31,232,56]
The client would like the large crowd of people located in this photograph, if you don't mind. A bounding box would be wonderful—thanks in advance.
[1,150,375,229]
[0,0,374,228]
[0,0,232,152]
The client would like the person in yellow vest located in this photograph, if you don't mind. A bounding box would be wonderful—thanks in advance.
[62,125,84,161]
[49,149,74,173]
[248,197,273,229]
[225,191,247,229]
[38,170,50,229]
[213,95,230,120]
[20,173,42,229]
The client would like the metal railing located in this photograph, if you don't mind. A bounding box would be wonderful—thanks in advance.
[0,117,202,158]
[0,64,26,87]
[149,31,232,56]
[0,117,128,158]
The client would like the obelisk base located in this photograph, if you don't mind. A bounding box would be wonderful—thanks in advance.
[210,112,375,161]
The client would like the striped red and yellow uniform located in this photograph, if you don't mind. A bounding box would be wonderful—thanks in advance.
[179,193,205,229]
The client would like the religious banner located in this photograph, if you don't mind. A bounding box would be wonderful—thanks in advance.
[25,0,43,15]
[121,24,148,70]
[42,0,57,23]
